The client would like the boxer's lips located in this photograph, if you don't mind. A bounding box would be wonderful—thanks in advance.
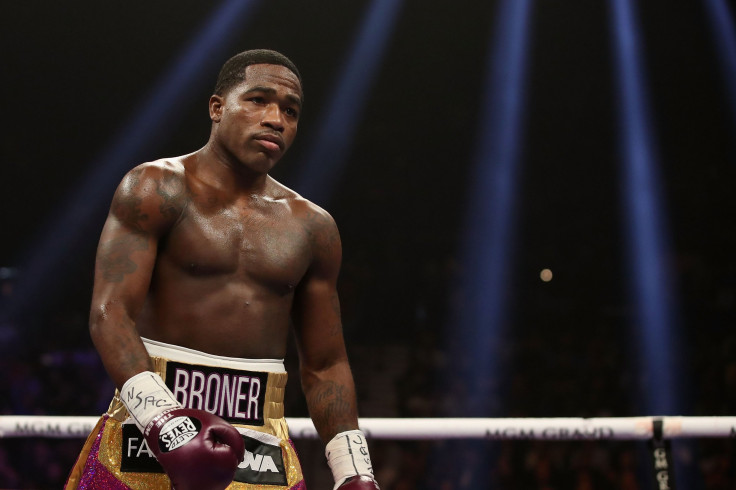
[254,134,284,152]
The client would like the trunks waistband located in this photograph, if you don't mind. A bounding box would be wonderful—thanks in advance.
[108,339,290,439]
[141,337,286,373]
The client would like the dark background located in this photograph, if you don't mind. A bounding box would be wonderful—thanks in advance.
[1,0,735,488]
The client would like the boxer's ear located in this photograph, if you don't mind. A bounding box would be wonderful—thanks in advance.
[209,95,224,123]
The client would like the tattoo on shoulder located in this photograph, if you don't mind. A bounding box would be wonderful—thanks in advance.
[303,209,340,252]
[98,234,149,283]
[156,169,187,220]
[113,171,149,232]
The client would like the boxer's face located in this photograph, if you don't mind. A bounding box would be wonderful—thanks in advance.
[210,64,302,174]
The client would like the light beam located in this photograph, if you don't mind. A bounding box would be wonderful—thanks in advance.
[2,0,262,325]
[288,0,405,207]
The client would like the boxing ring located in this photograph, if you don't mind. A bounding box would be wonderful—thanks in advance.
[2,415,735,487]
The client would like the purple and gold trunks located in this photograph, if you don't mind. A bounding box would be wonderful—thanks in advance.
[66,338,306,489]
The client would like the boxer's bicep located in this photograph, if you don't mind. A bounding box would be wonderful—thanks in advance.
[292,208,359,440]
[293,208,345,369]
[92,215,157,320]
[89,214,158,387]
[89,165,174,386]
[92,163,182,322]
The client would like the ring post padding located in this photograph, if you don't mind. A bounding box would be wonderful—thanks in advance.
[649,418,677,489]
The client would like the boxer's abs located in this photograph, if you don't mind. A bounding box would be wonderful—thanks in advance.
[136,275,296,359]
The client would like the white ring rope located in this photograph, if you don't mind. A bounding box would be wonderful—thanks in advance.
[1,416,735,440]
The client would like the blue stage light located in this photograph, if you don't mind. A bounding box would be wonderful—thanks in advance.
[1,0,261,324]
[446,0,533,416]
[289,0,404,207]
[703,0,736,123]
[609,0,682,416]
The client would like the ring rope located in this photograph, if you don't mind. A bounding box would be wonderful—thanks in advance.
[1,416,735,440]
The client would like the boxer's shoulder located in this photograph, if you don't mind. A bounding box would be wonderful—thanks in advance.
[267,178,340,247]
[113,158,188,232]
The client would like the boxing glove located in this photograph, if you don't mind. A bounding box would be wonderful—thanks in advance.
[144,407,245,490]
[121,371,245,490]
[326,430,379,490]
[337,476,381,489]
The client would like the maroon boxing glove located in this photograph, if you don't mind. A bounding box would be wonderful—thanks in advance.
[120,371,245,490]
[338,475,381,489]
[144,408,245,490]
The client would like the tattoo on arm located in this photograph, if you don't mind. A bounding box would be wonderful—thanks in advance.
[308,380,355,434]
[112,194,148,233]
[328,294,342,338]
[99,234,149,282]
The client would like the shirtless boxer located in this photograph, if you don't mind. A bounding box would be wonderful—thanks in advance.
[66,49,378,490]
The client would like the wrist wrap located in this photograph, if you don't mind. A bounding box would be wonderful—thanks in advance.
[120,371,181,431]
[326,429,375,489]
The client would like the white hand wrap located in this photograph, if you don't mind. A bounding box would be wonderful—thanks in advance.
[326,429,375,489]
[120,371,182,432]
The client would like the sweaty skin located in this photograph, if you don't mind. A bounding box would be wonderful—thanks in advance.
[89,64,359,441]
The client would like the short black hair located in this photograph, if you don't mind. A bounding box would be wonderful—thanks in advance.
[213,49,302,96]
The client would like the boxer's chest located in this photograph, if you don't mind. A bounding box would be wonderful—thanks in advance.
[164,197,312,288]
